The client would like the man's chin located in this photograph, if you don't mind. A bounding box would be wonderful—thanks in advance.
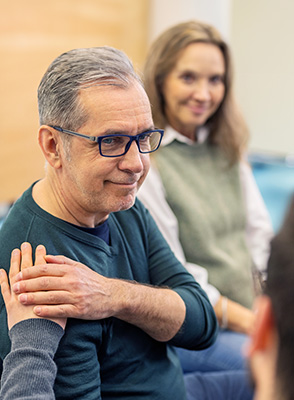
[114,195,136,213]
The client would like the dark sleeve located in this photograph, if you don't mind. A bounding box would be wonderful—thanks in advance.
[1,319,64,400]
[144,204,218,350]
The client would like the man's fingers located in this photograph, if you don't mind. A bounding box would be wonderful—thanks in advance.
[13,275,69,294]
[20,242,33,269]
[33,304,73,319]
[45,255,79,265]
[13,263,68,283]
[35,245,47,265]
[18,290,71,306]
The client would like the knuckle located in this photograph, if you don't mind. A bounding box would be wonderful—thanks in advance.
[18,281,26,292]
[76,303,86,314]
[58,306,67,317]
[40,277,50,289]
[69,267,79,279]
[48,292,57,303]
[27,293,36,304]
[70,279,81,291]
[39,265,49,274]
[75,299,90,316]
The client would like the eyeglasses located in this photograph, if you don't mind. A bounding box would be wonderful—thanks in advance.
[50,125,164,158]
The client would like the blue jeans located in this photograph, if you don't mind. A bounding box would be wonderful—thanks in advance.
[184,370,253,400]
[177,330,253,399]
[176,329,248,373]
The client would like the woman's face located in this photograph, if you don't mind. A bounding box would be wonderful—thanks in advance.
[162,42,226,140]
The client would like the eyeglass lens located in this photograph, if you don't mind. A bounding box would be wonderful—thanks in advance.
[100,131,161,156]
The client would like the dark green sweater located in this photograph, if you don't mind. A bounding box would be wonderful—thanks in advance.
[0,184,217,399]
[154,140,254,308]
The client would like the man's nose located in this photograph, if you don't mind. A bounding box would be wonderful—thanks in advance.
[118,140,144,172]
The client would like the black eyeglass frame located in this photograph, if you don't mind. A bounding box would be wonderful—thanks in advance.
[49,125,164,158]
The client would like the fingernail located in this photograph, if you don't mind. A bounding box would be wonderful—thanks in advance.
[12,282,20,293]
[34,307,42,315]
[19,294,27,303]
[14,272,23,282]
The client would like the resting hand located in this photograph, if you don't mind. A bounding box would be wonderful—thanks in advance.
[0,243,66,330]
[11,254,185,342]
[214,295,255,335]
[12,254,122,321]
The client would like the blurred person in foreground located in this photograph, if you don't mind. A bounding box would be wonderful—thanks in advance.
[247,197,294,400]
[0,46,252,400]
[138,20,273,374]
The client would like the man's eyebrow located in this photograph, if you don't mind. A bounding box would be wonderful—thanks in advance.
[101,126,155,135]
[144,125,156,132]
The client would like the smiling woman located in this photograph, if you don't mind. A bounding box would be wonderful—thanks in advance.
[162,42,226,140]
[138,20,273,397]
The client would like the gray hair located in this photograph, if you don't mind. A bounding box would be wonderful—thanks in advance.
[38,46,142,131]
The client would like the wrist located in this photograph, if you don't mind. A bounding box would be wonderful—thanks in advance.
[220,296,228,329]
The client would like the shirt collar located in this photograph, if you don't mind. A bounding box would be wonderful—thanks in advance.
[161,125,209,147]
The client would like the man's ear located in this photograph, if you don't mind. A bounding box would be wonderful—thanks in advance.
[247,295,276,356]
[38,125,62,169]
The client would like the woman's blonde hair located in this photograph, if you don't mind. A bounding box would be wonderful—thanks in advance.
[143,20,249,163]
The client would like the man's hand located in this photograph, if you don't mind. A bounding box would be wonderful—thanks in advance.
[11,254,185,341]
[0,243,66,330]
[12,255,117,320]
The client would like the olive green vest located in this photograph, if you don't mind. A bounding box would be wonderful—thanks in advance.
[154,140,254,308]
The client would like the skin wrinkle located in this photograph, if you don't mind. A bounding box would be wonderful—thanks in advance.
[35,82,152,228]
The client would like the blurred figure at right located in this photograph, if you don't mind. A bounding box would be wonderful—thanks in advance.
[247,197,294,400]
[138,20,273,374]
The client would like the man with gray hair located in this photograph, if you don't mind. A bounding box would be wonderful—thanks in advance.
[0,47,251,400]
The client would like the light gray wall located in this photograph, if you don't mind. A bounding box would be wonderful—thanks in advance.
[231,0,294,154]
[148,0,231,42]
[230,0,294,155]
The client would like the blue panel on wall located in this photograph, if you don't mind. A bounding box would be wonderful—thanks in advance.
[249,152,294,232]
